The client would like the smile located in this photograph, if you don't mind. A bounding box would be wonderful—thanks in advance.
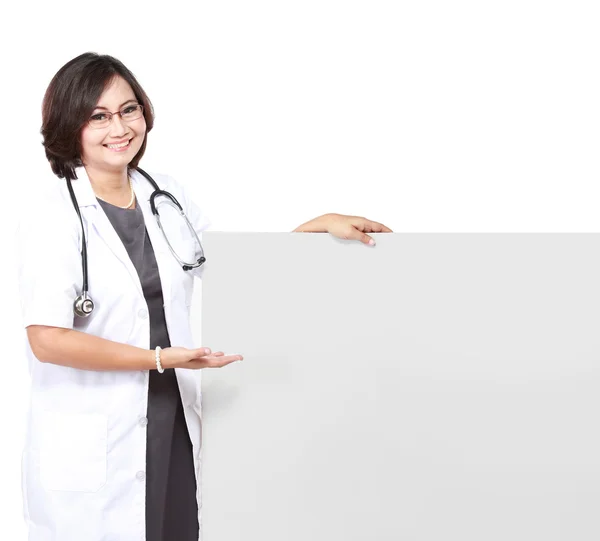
[104,139,132,151]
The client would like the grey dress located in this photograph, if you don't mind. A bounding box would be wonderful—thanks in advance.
[98,197,199,541]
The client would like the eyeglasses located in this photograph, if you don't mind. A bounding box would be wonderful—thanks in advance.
[87,104,144,129]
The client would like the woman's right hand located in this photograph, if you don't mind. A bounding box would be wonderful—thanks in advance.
[161,347,243,370]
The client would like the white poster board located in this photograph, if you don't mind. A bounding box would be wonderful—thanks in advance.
[197,232,600,541]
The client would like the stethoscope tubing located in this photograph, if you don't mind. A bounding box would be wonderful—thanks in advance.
[66,167,205,317]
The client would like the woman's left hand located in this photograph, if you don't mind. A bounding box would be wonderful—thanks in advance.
[293,213,393,245]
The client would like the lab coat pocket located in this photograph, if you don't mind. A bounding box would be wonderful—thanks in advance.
[39,412,108,492]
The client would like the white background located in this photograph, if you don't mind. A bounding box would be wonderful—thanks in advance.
[0,0,598,538]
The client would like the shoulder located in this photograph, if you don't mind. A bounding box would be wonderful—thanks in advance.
[23,173,80,232]
[133,168,211,230]
[133,169,198,207]
[134,169,179,189]
[17,173,81,265]
[16,173,81,267]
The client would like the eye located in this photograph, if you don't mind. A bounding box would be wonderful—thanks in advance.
[121,105,139,116]
[90,113,108,121]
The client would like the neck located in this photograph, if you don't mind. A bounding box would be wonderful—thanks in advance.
[86,166,133,208]
[86,166,129,195]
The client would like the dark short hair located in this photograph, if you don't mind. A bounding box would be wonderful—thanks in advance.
[41,52,155,181]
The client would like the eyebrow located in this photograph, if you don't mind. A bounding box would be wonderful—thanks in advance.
[93,99,138,111]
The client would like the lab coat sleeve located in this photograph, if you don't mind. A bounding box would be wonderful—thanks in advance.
[171,176,212,280]
[16,188,80,330]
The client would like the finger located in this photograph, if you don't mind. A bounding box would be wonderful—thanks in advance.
[211,355,243,368]
[370,222,393,233]
[191,350,224,361]
[198,353,243,365]
[344,226,375,245]
[188,354,243,369]
[352,219,393,241]
[359,219,393,233]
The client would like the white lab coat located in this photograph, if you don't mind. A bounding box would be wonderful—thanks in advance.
[16,166,211,541]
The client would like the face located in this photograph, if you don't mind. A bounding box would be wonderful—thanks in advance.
[80,75,146,174]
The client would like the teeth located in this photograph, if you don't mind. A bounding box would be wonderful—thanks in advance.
[106,140,129,149]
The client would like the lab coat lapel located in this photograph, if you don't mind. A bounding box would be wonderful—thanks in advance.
[72,167,143,298]
[130,170,172,306]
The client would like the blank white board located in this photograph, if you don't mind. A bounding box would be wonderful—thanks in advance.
[197,232,600,541]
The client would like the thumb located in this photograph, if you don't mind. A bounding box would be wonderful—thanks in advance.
[346,228,375,245]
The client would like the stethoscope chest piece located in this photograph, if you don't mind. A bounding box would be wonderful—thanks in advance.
[74,292,95,317]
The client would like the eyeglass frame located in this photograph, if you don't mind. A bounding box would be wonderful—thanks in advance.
[87,103,145,129]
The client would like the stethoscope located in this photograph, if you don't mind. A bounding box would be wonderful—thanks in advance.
[66,167,206,318]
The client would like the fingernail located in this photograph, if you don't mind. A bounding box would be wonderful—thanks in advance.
[205,348,211,354]
[369,238,375,245]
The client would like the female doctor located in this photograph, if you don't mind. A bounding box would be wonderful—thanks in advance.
[16,52,392,541]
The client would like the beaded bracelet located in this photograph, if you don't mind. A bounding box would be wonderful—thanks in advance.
[155,346,164,373]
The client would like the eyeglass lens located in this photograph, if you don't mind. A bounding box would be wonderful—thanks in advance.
[88,104,143,129]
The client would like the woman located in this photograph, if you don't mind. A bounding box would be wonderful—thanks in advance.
[17,52,392,541]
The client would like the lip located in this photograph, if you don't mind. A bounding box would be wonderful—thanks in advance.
[103,138,133,152]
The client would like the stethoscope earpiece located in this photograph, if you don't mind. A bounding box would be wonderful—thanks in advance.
[182,256,206,271]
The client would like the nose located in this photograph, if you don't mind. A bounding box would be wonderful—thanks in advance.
[109,113,128,137]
